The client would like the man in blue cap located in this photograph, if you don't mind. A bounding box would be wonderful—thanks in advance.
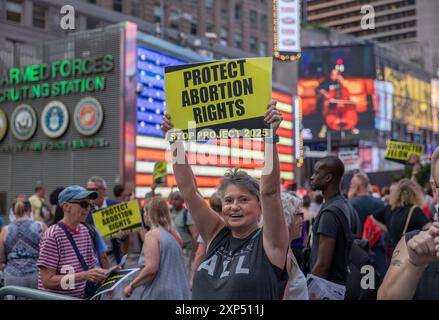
[86,176,127,265]
[37,185,108,299]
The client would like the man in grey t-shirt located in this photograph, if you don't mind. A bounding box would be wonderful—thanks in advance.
[309,156,360,286]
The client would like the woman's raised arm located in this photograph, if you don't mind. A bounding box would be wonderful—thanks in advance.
[162,113,225,244]
[260,102,289,269]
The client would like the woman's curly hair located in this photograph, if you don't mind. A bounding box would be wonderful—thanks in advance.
[390,178,424,210]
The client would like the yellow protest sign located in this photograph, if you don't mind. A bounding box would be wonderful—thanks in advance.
[92,200,143,239]
[153,161,167,184]
[164,57,272,140]
[384,140,424,163]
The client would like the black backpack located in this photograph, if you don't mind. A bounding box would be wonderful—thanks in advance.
[331,206,382,300]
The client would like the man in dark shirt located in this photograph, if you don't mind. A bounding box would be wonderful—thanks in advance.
[309,156,360,285]
[349,173,389,280]
[349,173,384,233]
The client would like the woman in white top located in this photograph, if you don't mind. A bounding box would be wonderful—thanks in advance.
[280,192,309,300]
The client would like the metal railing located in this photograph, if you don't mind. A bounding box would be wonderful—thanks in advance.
[0,286,81,300]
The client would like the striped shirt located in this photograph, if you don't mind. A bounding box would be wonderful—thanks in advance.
[37,222,95,298]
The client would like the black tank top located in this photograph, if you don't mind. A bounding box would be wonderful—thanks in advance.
[192,227,288,300]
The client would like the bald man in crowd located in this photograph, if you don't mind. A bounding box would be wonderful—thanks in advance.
[349,172,389,280]
[309,156,360,285]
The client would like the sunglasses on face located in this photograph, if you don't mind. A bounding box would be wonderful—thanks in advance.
[86,188,99,192]
[68,200,92,209]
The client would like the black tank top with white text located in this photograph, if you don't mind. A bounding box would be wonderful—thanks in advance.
[192,227,288,300]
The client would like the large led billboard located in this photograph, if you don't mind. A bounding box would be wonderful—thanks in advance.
[299,45,377,141]
[299,77,376,141]
[135,47,295,199]
[374,80,393,132]
[384,67,433,132]
[299,45,375,79]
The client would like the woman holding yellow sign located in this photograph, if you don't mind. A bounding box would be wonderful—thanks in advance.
[160,101,289,300]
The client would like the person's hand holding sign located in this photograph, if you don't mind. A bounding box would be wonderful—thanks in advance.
[161,112,173,136]
[264,100,282,135]
[114,230,127,240]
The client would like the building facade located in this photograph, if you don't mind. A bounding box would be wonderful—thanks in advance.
[305,0,439,76]
[0,0,298,216]
[1,0,273,57]
[0,0,297,93]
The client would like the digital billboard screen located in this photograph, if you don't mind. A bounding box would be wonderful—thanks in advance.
[299,45,375,79]
[299,77,376,141]
[384,67,432,132]
[299,45,377,141]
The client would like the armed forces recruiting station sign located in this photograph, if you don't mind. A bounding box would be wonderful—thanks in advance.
[384,140,424,163]
[92,200,143,239]
[11,104,37,141]
[164,57,272,140]
[0,109,7,142]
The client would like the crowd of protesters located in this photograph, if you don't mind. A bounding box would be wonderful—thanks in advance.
[1,101,439,300]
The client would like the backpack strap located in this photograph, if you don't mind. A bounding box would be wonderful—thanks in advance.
[183,208,188,227]
[402,205,416,235]
[313,201,358,245]
[330,205,356,246]
[58,223,89,272]
[82,222,98,255]
[328,206,358,274]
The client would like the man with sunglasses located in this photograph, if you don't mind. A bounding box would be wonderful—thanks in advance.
[86,176,127,265]
[38,185,107,298]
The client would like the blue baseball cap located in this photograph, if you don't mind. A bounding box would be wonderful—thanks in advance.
[58,185,98,206]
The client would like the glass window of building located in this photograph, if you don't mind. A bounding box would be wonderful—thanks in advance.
[113,0,122,12]
[131,0,141,17]
[170,9,180,30]
[221,8,227,20]
[234,32,242,49]
[205,0,214,9]
[153,6,162,23]
[206,22,214,33]
[32,3,46,29]
[259,41,267,56]
[250,36,257,53]
[250,10,257,28]
[260,14,267,32]
[220,27,228,46]
[235,3,241,20]
[220,27,228,41]
[6,0,23,23]
[190,23,198,35]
